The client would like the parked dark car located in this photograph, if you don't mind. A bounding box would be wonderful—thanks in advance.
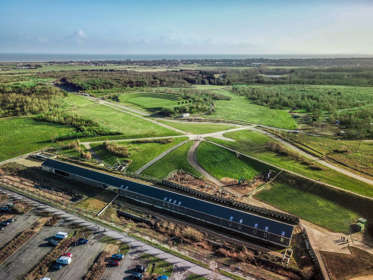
[136,265,145,273]
[111,253,124,260]
[132,273,143,280]
[51,262,62,271]
[107,259,120,267]
[72,238,88,246]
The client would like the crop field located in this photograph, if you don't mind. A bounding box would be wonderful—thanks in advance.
[205,89,297,129]
[196,141,265,180]
[0,117,76,161]
[256,183,359,232]
[62,94,179,138]
[208,130,373,198]
[143,140,200,179]
[90,137,187,172]
[158,120,237,134]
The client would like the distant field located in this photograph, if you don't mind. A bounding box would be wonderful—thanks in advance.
[90,137,187,172]
[256,183,359,232]
[143,141,200,179]
[158,120,236,134]
[196,142,264,180]
[205,89,297,129]
[0,117,75,161]
[62,94,179,138]
[119,92,179,111]
[208,130,373,197]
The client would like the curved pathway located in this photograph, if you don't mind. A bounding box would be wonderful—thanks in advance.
[82,95,373,188]
[135,139,189,174]
[187,140,223,187]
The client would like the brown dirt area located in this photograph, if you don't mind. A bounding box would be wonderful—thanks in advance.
[321,247,373,280]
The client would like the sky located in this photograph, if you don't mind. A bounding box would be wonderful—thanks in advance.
[0,0,373,55]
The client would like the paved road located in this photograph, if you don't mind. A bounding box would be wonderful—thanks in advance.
[0,187,236,280]
[187,140,223,187]
[135,139,189,174]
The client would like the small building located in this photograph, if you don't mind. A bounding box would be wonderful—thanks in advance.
[182,113,190,118]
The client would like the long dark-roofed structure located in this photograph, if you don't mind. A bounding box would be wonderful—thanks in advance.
[41,159,295,247]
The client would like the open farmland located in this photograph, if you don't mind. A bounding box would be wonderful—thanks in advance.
[62,94,179,139]
[196,141,265,180]
[143,140,200,179]
[90,137,187,172]
[0,117,76,161]
[208,130,373,198]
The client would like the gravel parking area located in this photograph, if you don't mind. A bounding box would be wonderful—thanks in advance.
[0,221,71,279]
[0,210,39,248]
[45,235,105,280]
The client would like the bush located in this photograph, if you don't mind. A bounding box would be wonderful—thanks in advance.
[104,142,129,157]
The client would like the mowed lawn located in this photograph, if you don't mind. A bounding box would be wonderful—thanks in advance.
[158,120,237,134]
[256,183,359,232]
[209,130,373,198]
[119,92,179,111]
[206,89,297,129]
[90,137,187,172]
[143,141,200,179]
[196,142,265,180]
[0,117,76,161]
[63,94,178,138]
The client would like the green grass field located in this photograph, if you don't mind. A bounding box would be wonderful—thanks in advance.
[62,94,179,138]
[119,92,179,111]
[205,89,297,129]
[143,140,200,179]
[90,137,187,172]
[256,183,359,232]
[196,142,264,180]
[208,130,373,197]
[0,117,76,161]
[158,120,236,134]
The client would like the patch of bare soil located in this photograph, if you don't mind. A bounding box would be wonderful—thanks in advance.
[321,247,373,280]
[168,170,237,199]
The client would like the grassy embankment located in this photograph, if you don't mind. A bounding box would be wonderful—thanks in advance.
[0,117,76,161]
[286,133,373,175]
[62,94,179,139]
[256,183,359,232]
[196,141,265,180]
[158,120,237,134]
[90,137,188,172]
[208,130,373,198]
[143,141,200,179]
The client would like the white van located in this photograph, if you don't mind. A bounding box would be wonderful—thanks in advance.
[56,256,72,265]
[55,232,68,239]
